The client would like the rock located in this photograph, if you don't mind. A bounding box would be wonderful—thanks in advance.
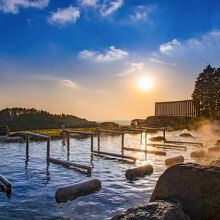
[190,149,205,158]
[100,122,119,130]
[149,136,165,142]
[0,136,23,143]
[111,200,190,220]
[150,163,220,219]
[165,156,184,166]
[0,126,10,136]
[179,133,193,137]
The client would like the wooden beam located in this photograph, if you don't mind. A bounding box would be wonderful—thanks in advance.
[165,140,203,147]
[123,147,166,156]
[0,174,12,194]
[146,143,187,150]
[48,157,91,175]
[26,132,49,139]
[92,150,136,162]
[141,127,166,131]
[98,129,124,134]
[122,128,146,132]
[67,130,94,135]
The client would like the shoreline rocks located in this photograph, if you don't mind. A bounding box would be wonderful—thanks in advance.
[111,200,190,220]
[113,162,220,219]
[149,136,166,142]
[150,163,220,219]
[0,136,23,143]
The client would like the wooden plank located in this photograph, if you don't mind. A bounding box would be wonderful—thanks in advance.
[165,140,203,147]
[98,129,124,134]
[92,150,136,161]
[141,127,166,131]
[122,128,146,132]
[26,132,49,139]
[48,157,91,174]
[146,143,187,150]
[67,130,93,135]
[0,174,12,194]
[123,147,166,156]
[148,145,186,151]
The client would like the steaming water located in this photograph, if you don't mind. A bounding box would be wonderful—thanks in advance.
[0,131,217,219]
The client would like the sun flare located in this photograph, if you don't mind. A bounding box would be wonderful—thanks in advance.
[138,76,154,91]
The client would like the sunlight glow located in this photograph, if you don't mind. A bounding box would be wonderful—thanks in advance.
[138,76,154,91]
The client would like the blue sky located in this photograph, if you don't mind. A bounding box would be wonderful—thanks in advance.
[0,0,220,120]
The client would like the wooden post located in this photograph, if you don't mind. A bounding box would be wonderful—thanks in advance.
[121,133,124,150]
[66,132,70,159]
[140,132,143,144]
[145,132,147,145]
[91,134,94,152]
[97,132,100,152]
[163,129,166,140]
[47,137,51,159]
[67,132,70,149]
[26,134,29,159]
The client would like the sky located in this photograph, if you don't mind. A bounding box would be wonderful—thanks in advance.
[0,0,220,121]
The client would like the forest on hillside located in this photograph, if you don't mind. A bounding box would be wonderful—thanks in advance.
[0,108,98,131]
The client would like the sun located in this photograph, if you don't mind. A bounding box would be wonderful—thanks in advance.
[138,76,154,91]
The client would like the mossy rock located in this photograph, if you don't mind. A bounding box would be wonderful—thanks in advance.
[149,136,165,142]
[0,126,10,136]
[179,133,193,137]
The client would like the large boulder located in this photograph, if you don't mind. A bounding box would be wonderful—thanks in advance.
[111,200,190,220]
[0,136,23,142]
[150,163,220,220]
[100,122,119,130]
[0,126,10,136]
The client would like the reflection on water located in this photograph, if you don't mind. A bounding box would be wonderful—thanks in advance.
[0,131,217,219]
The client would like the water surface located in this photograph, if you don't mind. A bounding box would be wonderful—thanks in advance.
[0,130,215,219]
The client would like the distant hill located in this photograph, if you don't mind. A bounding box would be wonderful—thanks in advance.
[0,108,98,131]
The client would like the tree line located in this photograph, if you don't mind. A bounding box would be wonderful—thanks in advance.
[192,65,220,119]
[0,108,98,131]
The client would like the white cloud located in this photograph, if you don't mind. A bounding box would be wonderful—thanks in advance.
[59,80,80,89]
[48,6,80,25]
[78,46,128,62]
[0,0,49,14]
[160,39,180,54]
[100,0,123,16]
[148,58,176,66]
[118,62,144,76]
[81,0,98,7]
[130,62,144,70]
[156,30,220,67]
[130,5,156,21]
[78,50,96,59]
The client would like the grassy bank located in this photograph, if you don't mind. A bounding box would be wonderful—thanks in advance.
[12,126,131,136]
